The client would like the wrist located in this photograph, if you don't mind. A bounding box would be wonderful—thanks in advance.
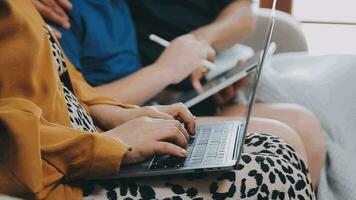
[90,104,127,130]
[192,25,217,47]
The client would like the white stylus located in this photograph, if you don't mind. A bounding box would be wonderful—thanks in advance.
[149,34,216,70]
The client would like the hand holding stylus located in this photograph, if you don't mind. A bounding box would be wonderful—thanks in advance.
[149,34,217,71]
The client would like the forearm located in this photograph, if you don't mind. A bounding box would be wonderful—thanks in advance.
[95,65,173,105]
[89,104,127,131]
[193,0,256,50]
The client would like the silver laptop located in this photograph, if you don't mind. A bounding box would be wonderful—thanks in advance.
[117,2,277,178]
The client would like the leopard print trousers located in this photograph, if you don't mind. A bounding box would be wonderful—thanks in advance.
[83,133,315,200]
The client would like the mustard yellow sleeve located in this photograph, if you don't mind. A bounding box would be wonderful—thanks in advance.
[0,98,130,198]
[0,1,131,198]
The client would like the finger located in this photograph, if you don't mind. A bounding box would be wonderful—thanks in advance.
[191,76,204,93]
[33,0,70,28]
[54,29,62,38]
[153,105,196,135]
[143,107,174,120]
[223,86,236,101]
[149,118,188,140]
[148,118,187,141]
[234,77,248,91]
[169,120,189,141]
[48,25,62,38]
[213,93,225,105]
[201,67,209,75]
[153,142,187,157]
[236,59,247,66]
[233,81,243,91]
[171,103,196,135]
[42,0,68,18]
[156,125,188,148]
[190,68,205,93]
[206,45,216,62]
[57,0,73,10]
[40,0,69,20]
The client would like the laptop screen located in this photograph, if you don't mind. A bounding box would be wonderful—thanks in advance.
[238,0,277,145]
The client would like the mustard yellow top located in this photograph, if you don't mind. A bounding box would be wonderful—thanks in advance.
[0,0,134,199]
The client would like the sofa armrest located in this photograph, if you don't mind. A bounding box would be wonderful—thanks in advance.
[242,8,308,53]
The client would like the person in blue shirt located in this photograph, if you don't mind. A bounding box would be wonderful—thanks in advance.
[33,0,215,106]
[32,0,257,107]
[55,0,142,86]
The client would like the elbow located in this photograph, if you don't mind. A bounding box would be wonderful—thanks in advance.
[246,13,257,35]
[237,0,257,37]
[242,7,257,37]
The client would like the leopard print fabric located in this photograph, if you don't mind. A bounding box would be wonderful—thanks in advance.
[45,26,97,133]
[62,85,97,133]
[82,133,315,200]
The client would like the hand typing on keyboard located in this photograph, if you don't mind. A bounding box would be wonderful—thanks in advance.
[108,117,193,164]
[150,137,195,169]
[150,124,231,169]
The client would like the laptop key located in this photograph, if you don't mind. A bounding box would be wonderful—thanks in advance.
[192,147,205,155]
[150,155,186,169]
[197,139,209,145]
[188,137,196,145]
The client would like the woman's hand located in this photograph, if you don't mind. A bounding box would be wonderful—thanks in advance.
[90,103,196,134]
[189,42,215,93]
[106,117,190,164]
[153,103,196,134]
[213,78,247,105]
[153,34,216,85]
[118,104,197,134]
[32,0,72,29]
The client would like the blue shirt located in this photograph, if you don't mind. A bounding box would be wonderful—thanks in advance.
[128,0,232,66]
[55,0,141,86]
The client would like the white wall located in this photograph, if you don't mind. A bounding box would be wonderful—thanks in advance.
[293,0,356,23]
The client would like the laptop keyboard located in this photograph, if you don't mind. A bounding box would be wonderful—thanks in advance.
[150,124,232,170]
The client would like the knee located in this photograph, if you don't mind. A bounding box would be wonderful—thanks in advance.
[275,104,322,132]
[277,104,325,149]
[263,104,325,144]
[248,117,307,161]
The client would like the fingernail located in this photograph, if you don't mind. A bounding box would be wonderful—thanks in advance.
[180,149,187,157]
[63,21,71,29]
[56,32,62,39]
[67,2,73,9]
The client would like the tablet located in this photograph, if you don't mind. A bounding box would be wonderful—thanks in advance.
[206,44,254,80]
[153,53,260,108]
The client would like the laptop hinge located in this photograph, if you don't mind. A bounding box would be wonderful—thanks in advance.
[232,124,243,160]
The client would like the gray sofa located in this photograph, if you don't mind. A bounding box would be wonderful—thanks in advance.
[243,8,308,53]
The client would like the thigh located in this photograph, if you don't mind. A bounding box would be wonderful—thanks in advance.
[220,103,326,187]
[83,133,315,200]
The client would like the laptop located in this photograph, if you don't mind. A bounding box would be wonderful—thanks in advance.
[117,1,277,178]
